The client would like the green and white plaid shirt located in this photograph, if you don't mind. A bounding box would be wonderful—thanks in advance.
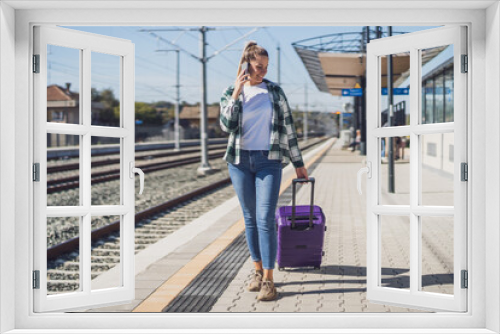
[219,78,304,168]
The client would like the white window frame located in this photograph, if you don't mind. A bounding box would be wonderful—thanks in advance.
[1,2,498,333]
[365,25,468,312]
[33,25,136,313]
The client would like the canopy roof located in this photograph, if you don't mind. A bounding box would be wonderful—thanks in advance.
[294,39,446,96]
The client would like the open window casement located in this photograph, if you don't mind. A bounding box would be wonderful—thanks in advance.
[33,25,139,312]
[362,25,467,312]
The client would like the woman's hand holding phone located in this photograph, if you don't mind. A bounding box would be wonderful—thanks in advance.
[232,63,249,100]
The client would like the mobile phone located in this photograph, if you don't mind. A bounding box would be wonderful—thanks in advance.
[241,62,249,80]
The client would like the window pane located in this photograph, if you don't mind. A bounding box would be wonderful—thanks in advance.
[91,137,121,206]
[421,216,454,295]
[380,136,411,205]
[47,134,80,206]
[380,215,410,290]
[91,216,122,290]
[47,217,80,295]
[424,79,434,124]
[91,52,121,127]
[421,45,453,124]
[47,45,80,124]
[421,133,454,206]
[444,67,454,122]
[379,52,410,127]
[434,72,444,123]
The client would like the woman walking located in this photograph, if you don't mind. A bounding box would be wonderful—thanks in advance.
[220,41,308,301]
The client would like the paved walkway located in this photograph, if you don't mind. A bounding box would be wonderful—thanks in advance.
[87,138,454,313]
[210,142,453,312]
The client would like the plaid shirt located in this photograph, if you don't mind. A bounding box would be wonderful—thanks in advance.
[219,78,304,168]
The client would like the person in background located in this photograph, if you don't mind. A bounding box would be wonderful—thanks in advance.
[220,41,308,302]
[349,129,361,152]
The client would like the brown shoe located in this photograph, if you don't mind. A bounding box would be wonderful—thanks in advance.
[247,270,263,292]
[257,279,278,301]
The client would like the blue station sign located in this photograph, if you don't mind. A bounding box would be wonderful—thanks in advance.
[342,88,363,97]
[382,88,409,95]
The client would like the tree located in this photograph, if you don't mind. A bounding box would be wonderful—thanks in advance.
[91,87,120,126]
[135,102,163,125]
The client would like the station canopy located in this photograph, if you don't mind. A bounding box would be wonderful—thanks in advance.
[292,30,446,96]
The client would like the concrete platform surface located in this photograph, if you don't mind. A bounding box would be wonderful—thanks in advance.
[210,142,453,313]
[87,137,455,313]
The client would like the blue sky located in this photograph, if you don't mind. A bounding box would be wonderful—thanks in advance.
[52,25,435,113]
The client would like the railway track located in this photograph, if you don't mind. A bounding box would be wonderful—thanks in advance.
[47,144,228,173]
[46,137,319,193]
[47,151,227,193]
[46,138,229,161]
[46,138,326,294]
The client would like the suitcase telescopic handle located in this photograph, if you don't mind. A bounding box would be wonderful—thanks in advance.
[292,177,315,229]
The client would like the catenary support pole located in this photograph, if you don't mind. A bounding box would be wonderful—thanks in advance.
[153,48,181,150]
[277,44,281,86]
[198,26,212,175]
[174,50,180,151]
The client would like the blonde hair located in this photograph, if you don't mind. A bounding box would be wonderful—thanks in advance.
[236,41,269,76]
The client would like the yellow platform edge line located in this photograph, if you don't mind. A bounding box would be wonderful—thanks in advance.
[132,139,334,313]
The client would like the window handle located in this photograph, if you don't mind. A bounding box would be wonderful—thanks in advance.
[129,162,144,195]
[357,161,372,195]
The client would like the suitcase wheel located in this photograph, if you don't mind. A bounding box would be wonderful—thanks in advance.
[322,251,325,256]
[325,226,327,231]
[278,267,284,271]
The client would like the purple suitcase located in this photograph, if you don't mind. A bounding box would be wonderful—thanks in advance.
[276,178,326,270]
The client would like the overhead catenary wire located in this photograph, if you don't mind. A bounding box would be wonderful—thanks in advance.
[49,26,341,110]
[260,27,305,86]
[147,27,336,109]
[48,51,200,96]
[140,26,261,174]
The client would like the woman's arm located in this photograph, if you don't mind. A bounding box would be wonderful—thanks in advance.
[219,86,241,133]
[219,70,248,134]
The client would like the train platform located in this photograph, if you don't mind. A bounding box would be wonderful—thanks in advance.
[85,137,445,313]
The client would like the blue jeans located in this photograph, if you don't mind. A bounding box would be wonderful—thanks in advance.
[227,150,283,270]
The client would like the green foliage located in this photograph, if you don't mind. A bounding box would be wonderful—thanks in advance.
[91,87,120,126]
[91,88,174,126]
[135,102,164,125]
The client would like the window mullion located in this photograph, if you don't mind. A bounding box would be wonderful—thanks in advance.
[409,47,420,295]
[81,47,92,294]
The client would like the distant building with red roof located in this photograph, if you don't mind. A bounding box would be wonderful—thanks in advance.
[47,83,79,124]
[46,83,105,147]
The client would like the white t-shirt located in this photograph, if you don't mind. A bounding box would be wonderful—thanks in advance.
[240,82,273,150]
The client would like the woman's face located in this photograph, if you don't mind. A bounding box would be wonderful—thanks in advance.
[247,55,268,84]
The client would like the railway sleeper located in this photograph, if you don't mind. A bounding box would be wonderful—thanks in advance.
[134,239,162,245]
[47,271,80,280]
[142,220,186,227]
[90,249,121,257]
[47,282,80,293]
[136,225,181,231]
[59,262,116,272]
[135,236,170,242]
[135,229,175,236]
[90,256,121,263]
